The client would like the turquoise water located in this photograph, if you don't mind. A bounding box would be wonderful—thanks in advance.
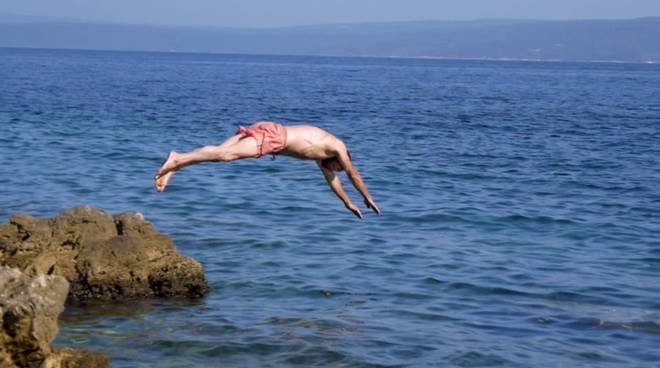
[1,47,660,367]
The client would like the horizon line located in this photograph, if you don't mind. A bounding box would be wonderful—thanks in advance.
[1,11,659,30]
[2,46,657,65]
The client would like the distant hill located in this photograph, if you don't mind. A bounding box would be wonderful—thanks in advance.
[1,14,658,62]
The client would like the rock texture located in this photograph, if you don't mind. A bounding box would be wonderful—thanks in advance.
[0,266,108,368]
[0,206,209,301]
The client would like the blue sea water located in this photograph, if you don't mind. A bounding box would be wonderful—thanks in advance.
[1,47,660,367]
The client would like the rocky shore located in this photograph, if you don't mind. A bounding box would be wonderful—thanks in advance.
[0,206,210,301]
[0,206,211,367]
[0,266,109,367]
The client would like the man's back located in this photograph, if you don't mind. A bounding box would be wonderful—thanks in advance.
[280,125,345,161]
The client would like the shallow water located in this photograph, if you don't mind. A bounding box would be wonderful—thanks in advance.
[1,48,660,367]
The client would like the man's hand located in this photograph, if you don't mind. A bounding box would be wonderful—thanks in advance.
[346,202,364,219]
[364,198,381,215]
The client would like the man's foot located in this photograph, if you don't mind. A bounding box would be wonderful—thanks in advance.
[156,151,180,176]
[154,151,180,192]
[155,170,177,192]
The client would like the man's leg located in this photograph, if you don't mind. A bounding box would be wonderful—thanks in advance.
[154,135,259,192]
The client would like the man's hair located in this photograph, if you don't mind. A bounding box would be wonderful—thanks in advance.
[321,150,352,172]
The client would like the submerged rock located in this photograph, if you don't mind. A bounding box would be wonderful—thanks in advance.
[0,266,108,368]
[0,206,210,301]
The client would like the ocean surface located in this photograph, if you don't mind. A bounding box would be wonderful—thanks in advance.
[1,47,659,367]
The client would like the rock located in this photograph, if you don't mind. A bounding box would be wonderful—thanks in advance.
[0,266,108,368]
[44,348,110,368]
[0,206,210,301]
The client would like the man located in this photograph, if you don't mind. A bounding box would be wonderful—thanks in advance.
[154,122,381,219]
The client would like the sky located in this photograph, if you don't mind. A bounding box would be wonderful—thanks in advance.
[2,0,660,28]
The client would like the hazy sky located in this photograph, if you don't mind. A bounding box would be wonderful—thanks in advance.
[2,0,660,28]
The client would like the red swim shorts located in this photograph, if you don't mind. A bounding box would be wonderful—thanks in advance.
[236,122,288,158]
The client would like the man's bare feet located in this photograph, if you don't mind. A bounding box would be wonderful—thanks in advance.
[154,151,180,192]
[155,170,177,192]
[156,151,179,177]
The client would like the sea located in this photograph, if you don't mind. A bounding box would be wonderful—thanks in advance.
[1,47,659,367]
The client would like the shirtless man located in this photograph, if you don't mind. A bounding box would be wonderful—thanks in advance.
[154,122,381,219]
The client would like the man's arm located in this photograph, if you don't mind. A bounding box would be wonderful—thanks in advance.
[316,160,363,219]
[334,147,381,215]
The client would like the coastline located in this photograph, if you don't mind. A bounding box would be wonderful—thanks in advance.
[1,45,658,65]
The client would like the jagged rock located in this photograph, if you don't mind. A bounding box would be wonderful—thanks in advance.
[0,206,210,301]
[0,266,108,368]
